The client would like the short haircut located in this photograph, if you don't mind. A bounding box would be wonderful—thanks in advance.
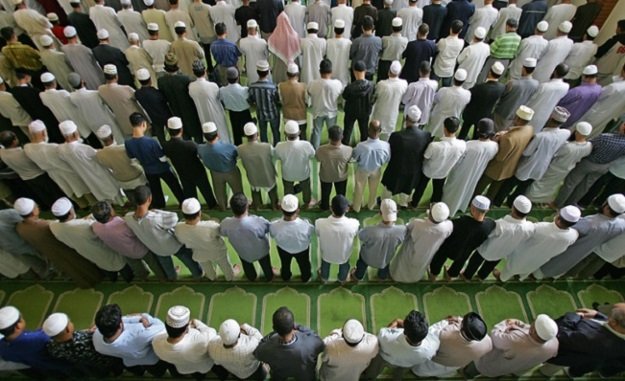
[558,217,576,228]
[0,319,19,337]
[554,63,569,78]
[451,20,463,34]
[167,127,182,137]
[334,27,344,35]
[443,117,460,133]
[362,15,374,31]
[272,306,295,336]
[104,73,116,81]
[129,112,145,127]
[331,194,349,216]
[489,68,502,79]
[165,323,188,338]
[229,192,248,216]
[204,132,218,142]
[610,304,625,329]
[403,310,429,344]
[0,130,16,147]
[319,58,332,74]
[176,26,186,35]
[0,27,14,41]
[193,66,205,78]
[523,66,535,74]
[392,25,402,33]
[419,61,431,76]
[227,76,238,84]
[328,125,343,142]
[617,19,625,31]
[418,23,429,36]
[256,69,270,78]
[92,201,113,223]
[215,22,227,36]
[182,210,200,220]
[148,29,158,36]
[57,211,72,223]
[506,18,518,28]
[134,185,152,205]
[95,304,123,339]
[368,120,382,136]
[139,78,151,86]
[168,0,178,4]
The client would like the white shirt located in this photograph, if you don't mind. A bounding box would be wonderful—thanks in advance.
[69,87,124,142]
[401,78,438,125]
[427,85,472,138]
[326,37,352,87]
[0,147,44,180]
[465,4,498,43]
[315,215,359,264]
[533,35,574,83]
[208,324,262,379]
[189,77,230,142]
[209,1,238,43]
[508,34,549,80]
[489,4,521,40]
[380,34,408,62]
[378,327,440,368]
[239,35,268,84]
[300,34,327,84]
[0,91,30,127]
[165,8,196,41]
[270,217,315,254]
[371,77,408,136]
[174,221,228,262]
[330,4,354,39]
[320,330,379,381]
[542,3,576,40]
[124,210,183,256]
[580,79,625,138]
[152,320,216,374]
[307,77,343,118]
[118,8,150,41]
[273,138,316,181]
[515,127,571,180]
[397,6,423,41]
[89,4,130,50]
[39,89,90,137]
[285,2,307,38]
[477,215,535,261]
[457,41,491,89]
[422,136,467,179]
[595,216,625,262]
[143,38,172,72]
[525,78,570,132]
[564,40,598,80]
[433,35,464,78]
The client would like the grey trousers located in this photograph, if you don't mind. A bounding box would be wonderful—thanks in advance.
[210,168,244,210]
[554,159,611,208]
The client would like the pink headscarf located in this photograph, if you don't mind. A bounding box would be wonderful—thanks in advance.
[268,13,301,65]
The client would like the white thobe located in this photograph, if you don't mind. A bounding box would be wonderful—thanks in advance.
[125,45,157,88]
[442,139,498,216]
[40,49,74,92]
[118,9,150,42]
[508,35,548,80]
[13,8,53,49]
[371,77,408,137]
[596,41,625,85]
[0,91,31,128]
[61,43,106,90]
[563,40,598,81]
[300,34,326,84]
[49,218,127,271]
[239,35,268,85]
[188,78,230,142]
[285,2,307,38]
[524,78,569,132]
[401,78,437,125]
[320,330,379,381]
[69,87,125,142]
[57,140,124,203]
[389,218,453,282]
[397,6,423,41]
[422,137,467,179]
[457,41,490,89]
[465,4,498,43]
[209,1,238,43]
[165,9,196,41]
[477,215,535,261]
[330,4,354,39]
[433,36,464,79]
[500,221,578,281]
[595,216,625,263]
[89,4,130,50]
[391,0,408,10]
[542,3,576,40]
[580,79,625,138]
[0,248,30,279]
[427,85,471,138]
[489,4,521,40]
[526,140,592,203]
[533,36,574,83]
[326,37,352,87]
[515,127,570,181]
[39,89,90,137]
[143,38,171,73]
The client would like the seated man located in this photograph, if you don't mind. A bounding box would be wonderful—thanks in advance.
[208,319,265,380]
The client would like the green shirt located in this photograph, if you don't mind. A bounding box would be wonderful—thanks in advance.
[490,32,521,59]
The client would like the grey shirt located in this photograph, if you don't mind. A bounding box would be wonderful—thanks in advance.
[350,34,383,75]
[220,215,270,261]
[493,76,539,123]
[358,223,406,268]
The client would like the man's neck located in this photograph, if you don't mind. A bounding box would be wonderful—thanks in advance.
[134,205,149,218]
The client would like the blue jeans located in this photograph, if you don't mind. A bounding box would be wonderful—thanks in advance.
[155,246,203,280]
[320,259,350,282]
[354,257,390,280]
[311,115,337,149]
[258,117,281,146]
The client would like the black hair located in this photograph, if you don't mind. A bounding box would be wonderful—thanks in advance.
[0,319,19,337]
[319,59,332,74]
[168,127,182,137]
[215,23,227,36]
[617,19,625,31]
[418,23,429,36]
[403,310,428,344]
[165,323,188,338]
[392,26,402,33]
[443,117,460,133]
[0,130,16,147]
[506,18,518,28]
[230,192,248,216]
[204,132,218,142]
[134,185,152,205]
[554,63,569,78]
[129,112,146,127]
[183,211,201,220]
[174,26,186,35]
[362,15,374,31]
[57,211,72,222]
[558,217,576,228]
[272,306,295,336]
[334,27,344,35]
[257,69,270,78]
[0,27,14,41]
[95,304,123,339]
[148,29,158,36]
[451,20,463,34]
[193,66,206,78]
[227,76,238,84]
[328,125,342,142]
[331,194,348,216]
[139,78,151,86]
[104,73,117,81]
[92,201,113,223]
[523,66,535,75]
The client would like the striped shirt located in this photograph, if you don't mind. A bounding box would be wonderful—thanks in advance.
[490,32,521,59]
[210,38,240,67]
[248,79,279,121]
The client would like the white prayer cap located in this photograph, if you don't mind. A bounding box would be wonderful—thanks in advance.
[136,68,150,81]
[559,205,581,223]
[405,105,422,122]
[0,306,20,330]
[219,319,240,346]
[491,61,505,75]
[59,120,78,135]
[28,120,46,134]
[120,0,131,4]
[281,194,299,212]
[343,319,365,345]
[334,19,345,29]
[256,60,270,71]
[13,198,34,216]
[174,21,186,29]
[607,194,625,214]
[550,106,570,123]
[43,313,69,337]
[392,17,402,27]
[559,21,572,34]
[575,121,592,136]
[96,125,112,139]
[513,195,532,214]
[534,314,558,341]
[472,195,490,210]
[307,21,319,30]
[454,68,467,81]
[474,26,486,39]
[47,12,59,21]
[284,120,300,135]
[64,26,77,38]
[586,25,599,38]
[287,63,299,74]
[523,57,537,68]
[536,21,548,33]
[516,105,534,121]
[40,72,55,83]
[244,122,258,136]
[143,0,154,5]
[202,122,217,134]
[167,117,183,130]
[430,202,450,223]
[103,64,117,75]
[247,19,258,28]
[384,0,393,4]
[182,197,201,214]
[380,198,397,222]
[39,35,54,47]
[51,197,72,217]
[166,306,190,328]
[582,64,598,76]
[128,32,139,42]
[97,29,109,40]
[147,23,159,31]
[389,60,402,75]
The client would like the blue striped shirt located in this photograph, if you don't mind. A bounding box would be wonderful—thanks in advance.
[210,38,240,67]
[248,79,279,121]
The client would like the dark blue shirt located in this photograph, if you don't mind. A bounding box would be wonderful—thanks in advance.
[401,39,437,83]
[423,3,447,40]
[197,141,238,173]
[0,330,68,372]
[441,0,475,39]
[518,0,548,38]
[210,38,240,67]
[124,136,170,175]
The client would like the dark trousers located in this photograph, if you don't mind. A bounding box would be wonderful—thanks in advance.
[377,60,392,81]
[103,264,135,282]
[179,171,217,208]
[458,114,481,140]
[251,186,278,209]
[154,247,203,280]
[298,122,308,141]
[258,116,280,146]
[240,254,273,281]
[411,176,445,207]
[594,262,625,280]
[430,249,471,278]
[26,173,66,209]
[146,169,185,208]
[228,109,253,146]
[200,43,214,71]
[320,259,350,282]
[218,364,266,380]
[152,123,166,145]
[494,176,533,207]
[126,360,174,377]
[579,172,625,207]
[277,246,312,281]
[343,111,369,145]
[354,256,390,280]
[282,178,311,205]
[463,251,500,280]
[320,180,347,210]
[474,174,505,201]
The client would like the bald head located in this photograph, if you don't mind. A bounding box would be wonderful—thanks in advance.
[609,303,625,333]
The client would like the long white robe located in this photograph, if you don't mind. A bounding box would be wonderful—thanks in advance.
[389,218,453,282]
[542,3,576,40]
[57,140,124,203]
[188,77,230,142]
[69,87,125,142]
[143,38,171,73]
[89,4,130,50]
[285,2,307,38]
[427,85,471,138]
[0,91,31,128]
[465,4,498,43]
[397,6,422,41]
[125,45,157,88]
[239,35,269,85]
[371,77,408,137]
[330,4,354,39]
[118,8,150,42]
[563,41,598,81]
[580,78,625,138]
[39,49,74,92]
[524,78,569,132]
[489,4,522,40]
[515,127,571,181]
[533,35,574,83]
[325,37,352,87]
[13,8,54,50]
[442,139,498,216]
[457,41,490,89]
[61,43,106,90]
[299,34,326,84]
[0,248,30,278]
[508,35,548,80]
[209,1,238,43]
[165,8,196,41]
[40,89,90,137]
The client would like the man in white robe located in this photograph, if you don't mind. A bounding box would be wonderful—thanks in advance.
[465,0,498,44]
[0,79,31,133]
[397,0,422,41]
[326,20,352,87]
[330,0,353,39]
[542,0,576,40]
[38,35,74,92]
[563,26,599,83]
[238,20,268,85]
[284,0,307,38]
[61,26,105,90]
[489,0,521,40]
[38,73,91,139]
[117,0,149,41]
[125,33,156,88]
[533,21,574,83]
[371,61,408,140]
[188,62,230,143]
[299,22,326,84]
[427,69,471,138]
[209,0,239,43]
[457,27,490,89]
[508,21,548,80]
[524,64,570,132]
[143,22,171,74]
[13,0,54,50]
[579,69,625,139]
[89,0,129,50]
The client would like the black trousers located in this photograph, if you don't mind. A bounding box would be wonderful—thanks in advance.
[179,170,217,208]
[240,254,273,281]
[146,169,185,208]
[377,60,392,81]
[579,172,625,207]
[594,262,625,280]
[411,176,446,207]
[26,173,66,209]
[320,180,347,210]
[343,111,369,145]
[430,249,471,278]
[228,109,253,146]
[458,114,482,140]
[200,42,214,71]
[494,176,533,207]
[277,246,312,282]
[218,364,266,380]
[463,251,500,280]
